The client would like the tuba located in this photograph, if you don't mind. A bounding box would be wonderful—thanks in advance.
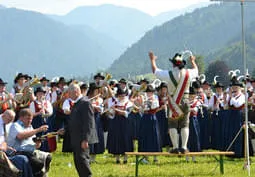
[14,76,41,108]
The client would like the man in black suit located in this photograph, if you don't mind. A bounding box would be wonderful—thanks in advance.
[68,84,98,177]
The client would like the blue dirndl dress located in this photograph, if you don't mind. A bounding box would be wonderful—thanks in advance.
[90,112,105,154]
[138,112,161,152]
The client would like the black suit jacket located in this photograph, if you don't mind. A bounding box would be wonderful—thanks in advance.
[69,96,98,150]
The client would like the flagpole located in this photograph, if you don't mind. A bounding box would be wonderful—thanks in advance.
[240,1,250,175]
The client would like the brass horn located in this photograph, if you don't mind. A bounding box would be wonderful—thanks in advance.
[14,75,40,108]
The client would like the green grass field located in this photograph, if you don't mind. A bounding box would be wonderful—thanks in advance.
[48,141,253,177]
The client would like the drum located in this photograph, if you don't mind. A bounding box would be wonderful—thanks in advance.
[47,136,57,153]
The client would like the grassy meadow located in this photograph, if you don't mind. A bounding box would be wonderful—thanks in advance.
[48,141,254,177]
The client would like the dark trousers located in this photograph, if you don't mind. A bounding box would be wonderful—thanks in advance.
[10,155,34,177]
[73,148,92,177]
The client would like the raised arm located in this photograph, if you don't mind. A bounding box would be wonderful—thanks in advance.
[189,55,197,70]
[149,51,158,74]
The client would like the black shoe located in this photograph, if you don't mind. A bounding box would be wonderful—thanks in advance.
[116,160,120,164]
[45,154,52,172]
[169,148,179,154]
[123,160,127,164]
[153,159,158,163]
[180,148,189,154]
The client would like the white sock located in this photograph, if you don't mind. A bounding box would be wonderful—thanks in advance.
[186,156,189,161]
[104,132,108,148]
[153,156,158,161]
[169,128,179,149]
[116,155,120,161]
[192,156,196,162]
[123,155,128,161]
[181,127,189,150]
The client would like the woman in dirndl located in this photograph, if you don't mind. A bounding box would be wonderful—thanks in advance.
[107,87,133,164]
[30,87,53,152]
[138,84,161,163]
[87,83,105,163]
[156,82,171,150]
[187,86,201,161]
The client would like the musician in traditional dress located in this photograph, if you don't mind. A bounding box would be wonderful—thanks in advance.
[248,78,255,110]
[187,87,201,161]
[196,79,212,150]
[80,83,89,96]
[128,82,144,141]
[228,79,245,110]
[138,84,161,163]
[149,51,198,154]
[208,79,226,150]
[61,88,74,153]
[87,83,105,163]
[201,80,213,107]
[94,73,105,86]
[57,77,67,93]
[0,78,15,114]
[225,78,245,157]
[118,78,131,96]
[156,82,171,149]
[40,77,51,102]
[53,85,69,133]
[107,87,133,164]
[208,80,226,112]
[11,73,26,95]
[29,87,53,152]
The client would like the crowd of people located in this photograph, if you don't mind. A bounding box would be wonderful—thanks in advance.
[0,51,253,176]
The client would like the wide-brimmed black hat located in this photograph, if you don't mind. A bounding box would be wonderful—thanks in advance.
[40,76,50,82]
[230,79,243,87]
[34,87,46,94]
[189,87,196,95]
[214,82,224,88]
[24,74,32,80]
[202,80,211,86]
[140,78,149,84]
[192,80,201,89]
[169,53,186,67]
[87,82,101,96]
[159,82,168,89]
[109,80,117,86]
[58,77,67,84]
[14,73,26,83]
[0,78,7,85]
[145,84,155,92]
[116,87,128,96]
[94,73,105,80]
[119,78,127,84]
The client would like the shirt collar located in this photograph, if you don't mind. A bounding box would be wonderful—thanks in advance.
[73,95,83,103]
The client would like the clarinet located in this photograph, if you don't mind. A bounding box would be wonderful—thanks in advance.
[162,93,168,118]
